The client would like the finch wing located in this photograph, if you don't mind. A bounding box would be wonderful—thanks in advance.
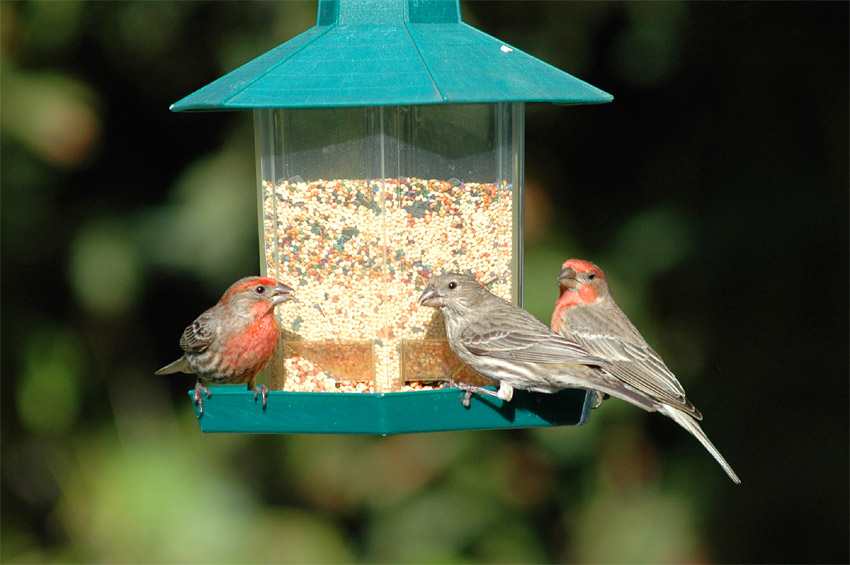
[179,310,219,354]
[561,304,702,419]
[463,301,608,366]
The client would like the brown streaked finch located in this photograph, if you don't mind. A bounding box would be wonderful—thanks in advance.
[552,258,740,484]
[417,272,661,413]
[156,276,294,417]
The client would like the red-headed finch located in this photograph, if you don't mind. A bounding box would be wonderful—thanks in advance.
[418,273,661,413]
[552,259,740,484]
[156,276,294,417]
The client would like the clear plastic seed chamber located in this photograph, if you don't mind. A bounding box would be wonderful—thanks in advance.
[257,104,522,395]
[171,0,612,433]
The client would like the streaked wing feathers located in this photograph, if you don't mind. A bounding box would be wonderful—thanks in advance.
[179,311,218,353]
[462,305,607,366]
[563,304,702,419]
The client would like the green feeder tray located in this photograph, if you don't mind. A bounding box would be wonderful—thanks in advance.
[172,0,612,433]
[190,387,595,434]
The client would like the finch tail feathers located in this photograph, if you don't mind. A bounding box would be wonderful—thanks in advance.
[155,356,193,375]
[586,374,662,414]
[661,405,741,484]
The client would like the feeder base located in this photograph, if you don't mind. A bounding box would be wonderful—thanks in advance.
[188,387,595,434]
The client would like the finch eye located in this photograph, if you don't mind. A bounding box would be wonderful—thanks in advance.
[587,273,596,280]
[255,285,265,294]
[448,281,457,290]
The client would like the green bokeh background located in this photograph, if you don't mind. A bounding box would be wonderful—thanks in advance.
[2,2,847,563]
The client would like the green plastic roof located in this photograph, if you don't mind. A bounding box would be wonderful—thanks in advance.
[171,0,612,110]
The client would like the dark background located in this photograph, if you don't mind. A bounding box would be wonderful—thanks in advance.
[2,2,847,563]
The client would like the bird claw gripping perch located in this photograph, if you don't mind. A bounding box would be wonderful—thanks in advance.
[453,380,514,407]
[194,380,212,418]
[450,377,475,407]
[253,384,269,409]
[453,381,485,407]
[592,391,609,409]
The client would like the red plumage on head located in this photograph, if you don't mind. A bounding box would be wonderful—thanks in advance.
[561,258,606,281]
[220,276,280,303]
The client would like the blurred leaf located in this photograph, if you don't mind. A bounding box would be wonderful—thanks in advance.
[569,484,702,564]
[0,526,48,564]
[0,69,100,166]
[365,485,498,563]
[113,2,183,63]
[609,205,694,281]
[16,325,85,435]
[138,141,259,289]
[470,516,549,564]
[283,433,464,512]
[21,0,85,55]
[69,218,142,318]
[282,434,378,511]
[249,509,355,564]
[531,423,597,467]
[4,438,67,514]
[59,430,256,563]
[656,316,710,385]
[611,2,688,88]
[56,422,357,563]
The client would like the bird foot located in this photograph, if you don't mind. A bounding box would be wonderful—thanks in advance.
[454,381,505,407]
[253,384,269,410]
[497,382,514,402]
[194,381,212,418]
[461,391,472,408]
[592,391,609,409]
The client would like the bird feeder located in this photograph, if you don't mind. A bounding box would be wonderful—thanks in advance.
[171,0,612,433]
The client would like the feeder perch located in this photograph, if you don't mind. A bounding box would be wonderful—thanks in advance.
[171,0,612,433]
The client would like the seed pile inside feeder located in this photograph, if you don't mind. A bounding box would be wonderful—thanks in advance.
[263,177,514,393]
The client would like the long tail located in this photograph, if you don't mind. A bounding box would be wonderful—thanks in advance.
[660,405,741,484]
[155,356,192,375]
[563,366,662,414]
[585,375,662,414]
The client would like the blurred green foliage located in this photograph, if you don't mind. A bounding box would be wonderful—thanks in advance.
[2,1,847,563]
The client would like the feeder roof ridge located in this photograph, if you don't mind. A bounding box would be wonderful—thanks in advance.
[171,0,612,111]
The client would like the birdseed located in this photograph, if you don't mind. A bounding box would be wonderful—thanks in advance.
[262,177,513,392]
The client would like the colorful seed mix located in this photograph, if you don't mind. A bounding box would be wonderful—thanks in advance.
[262,177,513,392]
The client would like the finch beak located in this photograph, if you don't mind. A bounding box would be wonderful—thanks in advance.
[557,266,579,289]
[270,282,295,307]
[418,287,442,308]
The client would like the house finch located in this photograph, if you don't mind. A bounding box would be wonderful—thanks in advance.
[552,259,740,484]
[417,273,661,413]
[156,276,294,417]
